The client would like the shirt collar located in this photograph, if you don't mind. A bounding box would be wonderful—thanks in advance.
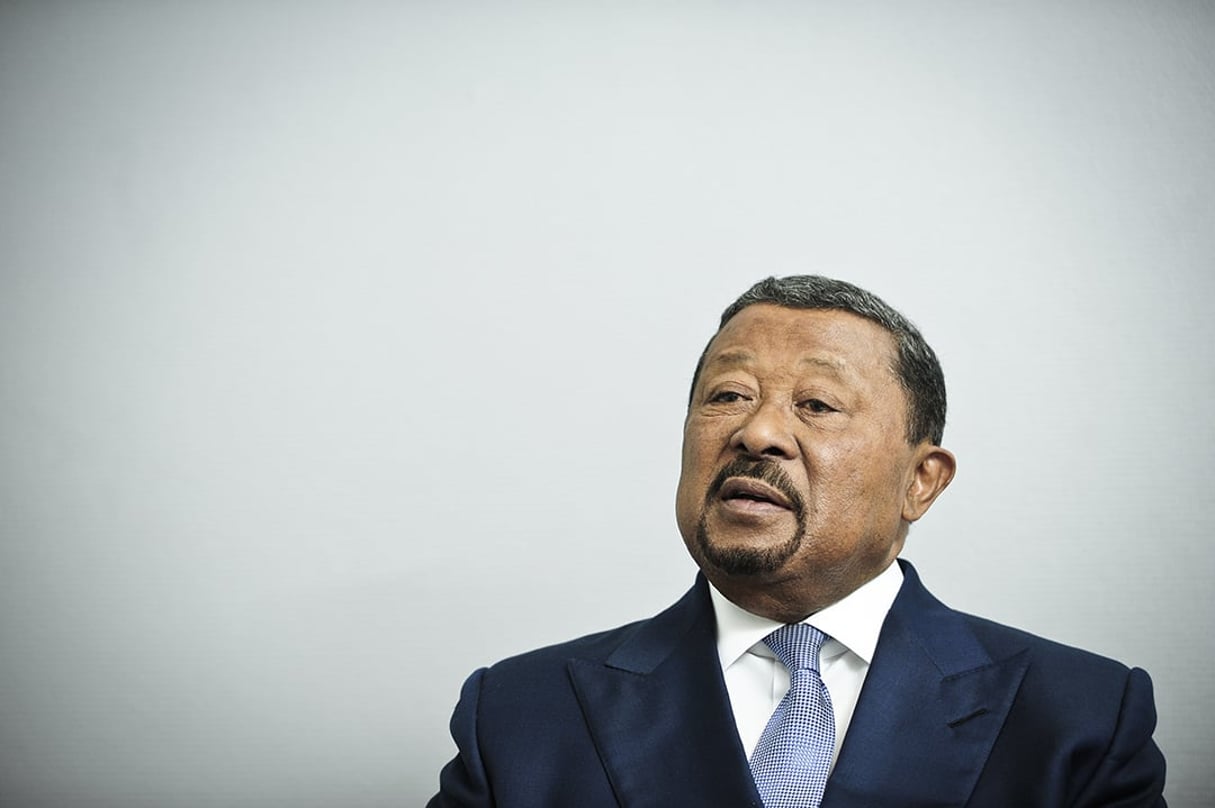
[708,560,904,669]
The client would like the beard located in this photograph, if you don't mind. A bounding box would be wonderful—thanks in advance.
[694,457,808,576]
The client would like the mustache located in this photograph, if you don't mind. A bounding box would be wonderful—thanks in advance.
[706,457,805,514]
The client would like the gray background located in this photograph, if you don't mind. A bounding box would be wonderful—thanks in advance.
[2,2,1212,806]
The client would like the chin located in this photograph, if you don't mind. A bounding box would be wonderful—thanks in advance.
[694,517,802,577]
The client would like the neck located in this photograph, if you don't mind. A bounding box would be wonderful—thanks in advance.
[707,574,839,623]
[703,556,899,623]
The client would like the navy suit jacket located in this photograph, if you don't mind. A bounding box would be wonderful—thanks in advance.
[429,562,1166,806]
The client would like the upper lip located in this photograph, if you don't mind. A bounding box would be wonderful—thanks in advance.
[718,477,792,509]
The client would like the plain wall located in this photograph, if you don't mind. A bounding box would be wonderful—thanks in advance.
[1,2,1212,805]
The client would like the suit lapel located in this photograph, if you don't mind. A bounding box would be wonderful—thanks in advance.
[568,578,763,808]
[824,562,1030,808]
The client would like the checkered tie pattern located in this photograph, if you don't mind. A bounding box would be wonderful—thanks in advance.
[748,624,835,808]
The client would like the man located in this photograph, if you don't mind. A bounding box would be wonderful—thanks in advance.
[428,275,1167,807]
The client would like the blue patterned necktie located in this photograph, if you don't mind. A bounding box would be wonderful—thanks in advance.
[749,624,835,808]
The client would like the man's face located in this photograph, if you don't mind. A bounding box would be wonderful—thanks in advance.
[675,304,933,611]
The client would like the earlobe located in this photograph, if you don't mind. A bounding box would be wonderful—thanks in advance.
[902,446,957,522]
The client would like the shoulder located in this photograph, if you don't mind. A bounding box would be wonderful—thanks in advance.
[891,561,1153,731]
[895,561,1136,680]
[472,575,712,697]
[478,617,647,689]
[957,609,1148,724]
[959,614,1165,804]
[961,610,1131,677]
[894,564,1165,804]
[429,603,688,808]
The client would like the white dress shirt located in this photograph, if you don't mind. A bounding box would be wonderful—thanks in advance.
[707,561,904,768]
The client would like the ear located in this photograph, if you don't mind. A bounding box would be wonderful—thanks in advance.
[902,445,956,523]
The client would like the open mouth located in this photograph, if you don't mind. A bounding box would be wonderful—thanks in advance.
[718,477,793,510]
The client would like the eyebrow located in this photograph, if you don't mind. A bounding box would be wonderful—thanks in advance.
[704,349,755,370]
[799,356,847,372]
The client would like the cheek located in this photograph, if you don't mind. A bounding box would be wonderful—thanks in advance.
[678,434,712,489]
[807,442,903,518]
[675,422,722,522]
[674,464,703,540]
[680,419,726,473]
[805,439,867,493]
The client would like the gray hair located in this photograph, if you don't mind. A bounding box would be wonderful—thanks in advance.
[689,275,947,446]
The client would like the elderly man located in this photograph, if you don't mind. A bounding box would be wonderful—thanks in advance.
[429,276,1167,807]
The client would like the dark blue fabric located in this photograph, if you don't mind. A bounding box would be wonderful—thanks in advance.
[428,561,1167,807]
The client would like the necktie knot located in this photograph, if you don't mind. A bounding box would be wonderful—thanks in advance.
[763,623,827,674]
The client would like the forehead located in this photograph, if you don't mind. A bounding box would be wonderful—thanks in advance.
[702,304,899,381]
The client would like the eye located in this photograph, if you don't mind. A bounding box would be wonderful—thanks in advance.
[707,390,749,404]
[799,398,837,414]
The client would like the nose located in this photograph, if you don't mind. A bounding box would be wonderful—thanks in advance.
[729,399,798,460]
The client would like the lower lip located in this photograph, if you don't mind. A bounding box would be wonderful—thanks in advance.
[719,497,792,516]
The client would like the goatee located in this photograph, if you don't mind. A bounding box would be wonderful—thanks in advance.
[695,458,807,576]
